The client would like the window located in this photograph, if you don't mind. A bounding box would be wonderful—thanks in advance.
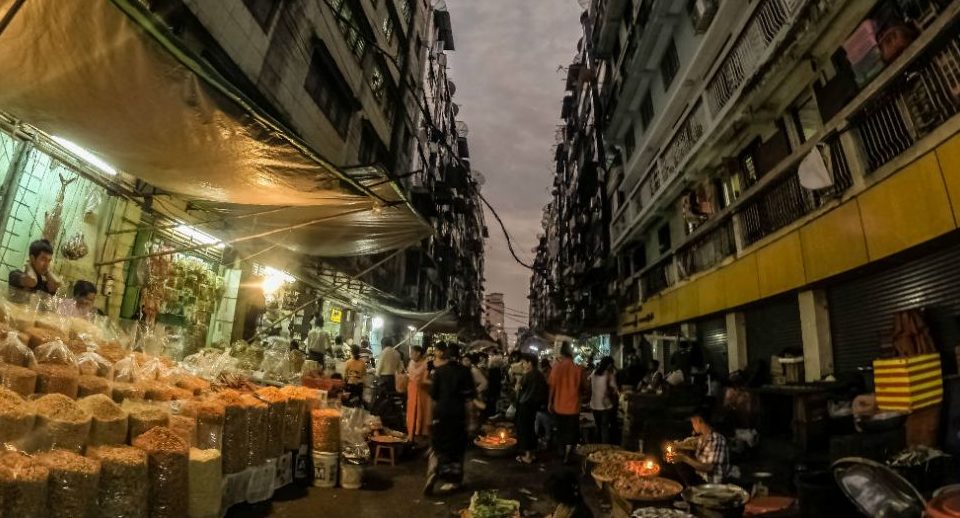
[639,91,654,130]
[657,223,672,255]
[382,13,396,43]
[330,1,370,62]
[660,39,680,91]
[243,0,282,32]
[359,121,386,164]
[790,93,822,143]
[369,63,386,101]
[624,125,637,161]
[304,46,355,137]
[399,0,413,24]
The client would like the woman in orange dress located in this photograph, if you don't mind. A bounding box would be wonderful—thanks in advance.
[406,345,432,441]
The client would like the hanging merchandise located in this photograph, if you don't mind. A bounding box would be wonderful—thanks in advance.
[41,171,78,246]
[83,189,103,218]
[61,232,89,260]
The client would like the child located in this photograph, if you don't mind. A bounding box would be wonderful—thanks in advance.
[545,468,593,518]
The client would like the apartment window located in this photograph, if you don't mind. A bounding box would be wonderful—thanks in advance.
[304,46,355,137]
[624,125,637,161]
[660,39,680,91]
[359,121,386,164]
[382,13,396,43]
[657,223,672,255]
[331,1,370,62]
[399,0,413,24]
[639,91,654,130]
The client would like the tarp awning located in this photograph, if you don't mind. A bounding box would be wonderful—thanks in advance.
[0,0,431,256]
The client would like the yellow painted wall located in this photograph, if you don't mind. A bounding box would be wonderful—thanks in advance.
[623,133,960,333]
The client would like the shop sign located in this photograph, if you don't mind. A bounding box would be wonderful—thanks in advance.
[330,308,342,323]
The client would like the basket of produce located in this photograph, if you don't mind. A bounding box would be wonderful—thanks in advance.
[587,449,645,466]
[474,429,517,457]
[613,476,683,502]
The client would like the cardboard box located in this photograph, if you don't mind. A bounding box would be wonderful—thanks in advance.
[873,353,943,411]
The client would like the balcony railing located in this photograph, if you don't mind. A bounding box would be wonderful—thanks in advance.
[640,255,675,299]
[677,217,736,279]
[705,0,804,116]
[852,27,960,172]
[660,101,707,183]
[737,133,851,246]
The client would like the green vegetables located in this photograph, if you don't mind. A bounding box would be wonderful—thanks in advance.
[469,491,520,518]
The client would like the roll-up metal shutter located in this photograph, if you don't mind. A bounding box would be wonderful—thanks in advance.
[697,316,728,377]
[745,294,803,366]
[829,240,960,375]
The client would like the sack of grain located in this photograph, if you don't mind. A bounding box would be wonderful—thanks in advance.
[256,387,288,458]
[175,374,210,396]
[310,408,341,454]
[168,415,196,448]
[111,381,144,403]
[34,363,80,398]
[132,426,189,518]
[6,302,37,331]
[0,363,37,397]
[0,451,49,516]
[218,390,248,474]
[123,401,170,442]
[242,394,268,467]
[78,395,128,446]
[0,330,37,367]
[279,386,312,450]
[97,344,128,365]
[113,355,140,384]
[181,399,224,451]
[27,329,65,350]
[36,449,100,518]
[33,394,91,452]
[86,446,148,518]
[77,375,111,398]
[77,350,113,378]
[188,448,222,518]
[0,388,35,447]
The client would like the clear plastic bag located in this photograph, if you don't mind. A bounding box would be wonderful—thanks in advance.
[77,349,113,378]
[259,345,292,382]
[35,339,78,366]
[0,330,37,368]
[86,445,149,518]
[137,356,167,381]
[340,407,372,454]
[36,449,101,518]
[113,355,140,383]
[131,427,189,518]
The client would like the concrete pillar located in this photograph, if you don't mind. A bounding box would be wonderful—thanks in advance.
[726,311,747,373]
[799,289,834,382]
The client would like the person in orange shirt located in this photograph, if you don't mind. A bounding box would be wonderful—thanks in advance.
[548,342,583,464]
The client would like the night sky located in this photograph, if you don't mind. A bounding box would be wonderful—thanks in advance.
[445,0,583,335]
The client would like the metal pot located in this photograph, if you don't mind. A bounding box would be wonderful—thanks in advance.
[681,484,749,518]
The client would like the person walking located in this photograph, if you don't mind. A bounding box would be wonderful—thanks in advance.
[405,345,432,442]
[424,343,476,496]
[516,353,547,464]
[377,336,402,397]
[589,356,619,444]
[343,345,367,408]
[548,343,583,464]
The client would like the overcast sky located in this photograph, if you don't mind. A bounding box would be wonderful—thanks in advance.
[444,0,584,334]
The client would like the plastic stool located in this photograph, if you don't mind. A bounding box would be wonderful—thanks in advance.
[374,444,396,466]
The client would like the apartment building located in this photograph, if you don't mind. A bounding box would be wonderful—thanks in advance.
[602,0,960,380]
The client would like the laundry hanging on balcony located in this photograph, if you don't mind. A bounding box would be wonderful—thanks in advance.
[798,144,834,190]
[0,0,431,257]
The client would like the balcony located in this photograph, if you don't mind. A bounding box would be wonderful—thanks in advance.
[677,217,736,279]
[737,134,852,247]
[640,254,675,299]
[851,28,960,173]
[592,0,629,56]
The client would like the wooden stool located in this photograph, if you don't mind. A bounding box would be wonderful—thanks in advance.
[374,444,396,466]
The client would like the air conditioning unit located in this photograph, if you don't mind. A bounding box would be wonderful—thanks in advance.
[691,0,718,34]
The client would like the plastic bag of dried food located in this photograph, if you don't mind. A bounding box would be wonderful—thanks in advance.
[278,386,310,450]
[0,363,37,397]
[0,451,49,516]
[113,355,140,383]
[36,449,101,518]
[123,400,170,442]
[79,394,129,446]
[182,399,224,451]
[33,393,92,452]
[35,339,77,366]
[242,395,268,467]
[255,387,287,458]
[34,363,80,398]
[188,448,222,518]
[77,349,113,378]
[218,390,248,474]
[0,331,37,368]
[137,356,166,381]
[0,387,36,448]
[258,346,292,382]
[132,427,189,518]
[86,446,148,518]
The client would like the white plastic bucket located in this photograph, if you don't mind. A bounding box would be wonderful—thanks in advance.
[340,462,364,489]
[312,452,338,488]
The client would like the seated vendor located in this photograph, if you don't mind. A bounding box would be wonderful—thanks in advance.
[8,239,61,302]
[670,412,730,484]
[59,280,99,320]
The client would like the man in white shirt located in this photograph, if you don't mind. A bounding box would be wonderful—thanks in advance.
[376,336,402,396]
[306,325,328,364]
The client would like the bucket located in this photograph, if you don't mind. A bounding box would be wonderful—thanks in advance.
[312,452,339,488]
[340,462,364,489]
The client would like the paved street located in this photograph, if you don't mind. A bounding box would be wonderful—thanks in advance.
[226,447,606,517]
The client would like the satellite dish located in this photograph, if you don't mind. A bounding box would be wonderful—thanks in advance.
[452,103,460,116]
[447,80,456,96]
[456,120,469,137]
